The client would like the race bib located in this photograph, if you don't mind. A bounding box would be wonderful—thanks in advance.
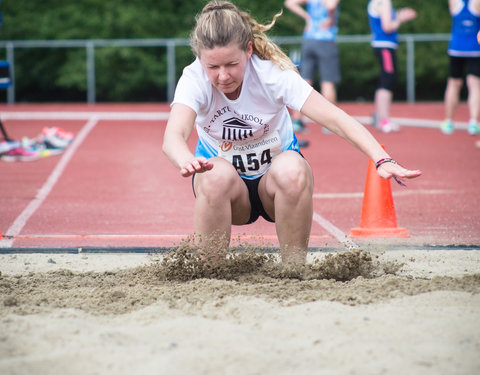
[218,131,282,177]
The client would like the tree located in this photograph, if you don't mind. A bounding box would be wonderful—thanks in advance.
[0,0,452,102]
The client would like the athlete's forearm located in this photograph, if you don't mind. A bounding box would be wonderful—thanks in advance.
[300,90,390,162]
[285,0,310,21]
[162,135,195,171]
[162,103,196,170]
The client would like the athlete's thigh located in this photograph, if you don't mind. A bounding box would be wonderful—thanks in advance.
[257,151,312,219]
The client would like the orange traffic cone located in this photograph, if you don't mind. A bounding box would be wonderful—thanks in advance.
[350,152,409,238]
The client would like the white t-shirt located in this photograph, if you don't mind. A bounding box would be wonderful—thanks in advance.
[172,54,313,179]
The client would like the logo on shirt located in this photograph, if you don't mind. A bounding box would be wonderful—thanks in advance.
[220,141,233,152]
[222,117,254,141]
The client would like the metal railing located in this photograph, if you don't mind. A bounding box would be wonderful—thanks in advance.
[0,33,450,104]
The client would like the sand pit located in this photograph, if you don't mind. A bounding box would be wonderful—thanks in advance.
[1,246,479,375]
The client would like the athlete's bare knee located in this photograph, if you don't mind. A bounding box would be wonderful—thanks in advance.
[270,154,312,196]
[195,159,238,198]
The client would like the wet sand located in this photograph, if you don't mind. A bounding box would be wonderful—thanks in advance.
[1,247,479,375]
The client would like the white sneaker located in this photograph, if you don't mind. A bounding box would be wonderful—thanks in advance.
[440,120,454,135]
[468,120,479,135]
[379,120,393,133]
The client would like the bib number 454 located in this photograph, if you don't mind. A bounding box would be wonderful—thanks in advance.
[232,149,272,173]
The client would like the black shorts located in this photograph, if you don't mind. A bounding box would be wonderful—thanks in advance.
[449,56,480,79]
[374,48,397,91]
[192,174,274,225]
[241,176,274,224]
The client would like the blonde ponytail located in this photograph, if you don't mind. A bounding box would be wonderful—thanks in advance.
[191,1,296,71]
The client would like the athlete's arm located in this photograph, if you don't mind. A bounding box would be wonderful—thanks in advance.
[300,90,422,180]
[284,0,310,23]
[377,0,416,33]
[163,103,213,177]
[323,0,340,12]
[474,0,480,14]
[448,0,458,15]
[323,0,340,28]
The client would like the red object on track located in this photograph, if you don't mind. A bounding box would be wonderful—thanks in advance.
[350,154,409,238]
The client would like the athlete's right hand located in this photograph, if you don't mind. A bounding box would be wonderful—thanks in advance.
[180,157,214,177]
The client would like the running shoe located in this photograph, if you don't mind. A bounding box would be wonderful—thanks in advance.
[440,120,454,135]
[378,120,393,133]
[43,126,74,143]
[21,137,51,157]
[374,115,399,132]
[467,120,479,135]
[1,145,40,162]
[0,140,20,155]
[37,131,70,153]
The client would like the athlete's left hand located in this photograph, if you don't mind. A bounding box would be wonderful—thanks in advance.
[377,161,422,186]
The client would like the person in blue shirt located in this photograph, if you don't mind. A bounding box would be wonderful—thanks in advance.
[367,0,417,133]
[285,0,341,138]
[441,0,480,136]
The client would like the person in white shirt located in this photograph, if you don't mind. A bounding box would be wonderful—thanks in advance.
[163,0,421,264]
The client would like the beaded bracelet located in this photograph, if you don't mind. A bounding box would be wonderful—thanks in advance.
[375,158,397,169]
[375,158,407,186]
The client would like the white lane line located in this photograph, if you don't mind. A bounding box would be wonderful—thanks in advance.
[0,116,99,248]
[313,189,453,199]
[0,111,460,128]
[312,212,358,250]
[310,189,452,248]
[299,114,468,130]
[354,116,469,130]
[10,234,189,239]
[1,111,169,121]
[314,192,364,199]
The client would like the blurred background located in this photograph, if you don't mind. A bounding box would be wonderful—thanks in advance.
[0,0,451,103]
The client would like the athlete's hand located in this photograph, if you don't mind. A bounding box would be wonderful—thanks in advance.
[322,17,334,29]
[377,161,422,186]
[304,17,312,33]
[397,8,417,23]
[180,157,214,177]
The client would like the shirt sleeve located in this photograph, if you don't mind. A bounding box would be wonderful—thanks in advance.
[171,60,209,114]
[279,69,314,111]
[260,62,313,112]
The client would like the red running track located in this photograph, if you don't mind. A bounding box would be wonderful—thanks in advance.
[0,102,479,250]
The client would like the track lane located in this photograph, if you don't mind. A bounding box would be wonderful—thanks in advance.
[1,103,479,249]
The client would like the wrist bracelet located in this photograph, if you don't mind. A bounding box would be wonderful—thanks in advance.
[375,158,397,169]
